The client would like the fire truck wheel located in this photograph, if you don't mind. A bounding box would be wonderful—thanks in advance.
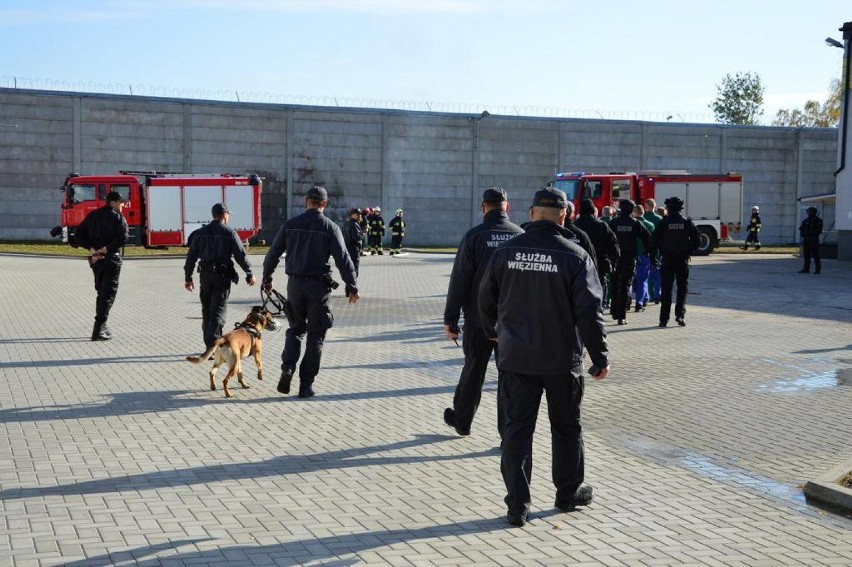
[695,226,717,256]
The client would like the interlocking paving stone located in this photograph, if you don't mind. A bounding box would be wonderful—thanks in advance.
[0,252,851,565]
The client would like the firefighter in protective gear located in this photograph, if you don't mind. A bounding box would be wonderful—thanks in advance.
[653,196,700,327]
[389,209,406,255]
[742,205,762,251]
[367,207,385,255]
[798,207,823,274]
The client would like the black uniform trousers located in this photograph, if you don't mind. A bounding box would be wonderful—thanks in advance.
[452,323,504,437]
[199,271,232,349]
[391,234,403,250]
[802,237,821,271]
[91,255,122,324]
[659,258,689,323]
[346,246,361,276]
[611,256,636,320]
[283,277,333,386]
[368,233,382,251]
[501,369,584,513]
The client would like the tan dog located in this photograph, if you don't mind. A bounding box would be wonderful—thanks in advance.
[187,306,279,398]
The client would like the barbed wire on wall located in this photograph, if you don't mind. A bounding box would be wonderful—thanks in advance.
[0,75,717,124]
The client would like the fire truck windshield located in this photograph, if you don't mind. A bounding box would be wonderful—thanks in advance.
[549,179,579,201]
[69,184,97,204]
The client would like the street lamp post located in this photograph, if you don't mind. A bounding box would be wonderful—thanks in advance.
[833,22,852,261]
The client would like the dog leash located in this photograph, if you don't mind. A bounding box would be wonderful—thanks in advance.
[260,288,293,322]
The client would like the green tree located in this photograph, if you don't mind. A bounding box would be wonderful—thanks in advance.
[709,71,765,125]
[772,79,841,127]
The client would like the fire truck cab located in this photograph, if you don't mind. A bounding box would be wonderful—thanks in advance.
[53,171,262,247]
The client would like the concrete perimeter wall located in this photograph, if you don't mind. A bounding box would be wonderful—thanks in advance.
[0,88,839,246]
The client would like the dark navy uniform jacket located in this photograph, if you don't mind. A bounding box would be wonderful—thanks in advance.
[609,215,652,260]
[574,213,620,274]
[75,205,128,254]
[443,210,524,328]
[652,212,700,263]
[343,219,363,250]
[799,215,823,240]
[478,220,609,375]
[562,220,598,270]
[184,220,253,282]
[263,209,357,292]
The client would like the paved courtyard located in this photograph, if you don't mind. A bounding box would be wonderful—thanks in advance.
[0,251,851,566]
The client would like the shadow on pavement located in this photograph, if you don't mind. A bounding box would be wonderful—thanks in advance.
[57,511,561,567]
[0,434,493,501]
[0,354,187,369]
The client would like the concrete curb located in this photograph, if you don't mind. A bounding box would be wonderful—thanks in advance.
[804,460,852,512]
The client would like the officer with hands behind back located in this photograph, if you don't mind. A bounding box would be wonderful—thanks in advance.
[653,196,700,327]
[479,187,610,528]
[75,190,129,341]
[442,187,524,439]
[262,186,359,399]
[184,202,256,349]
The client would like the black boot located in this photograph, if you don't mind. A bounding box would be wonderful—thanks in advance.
[814,259,821,274]
[91,322,110,341]
[798,261,810,274]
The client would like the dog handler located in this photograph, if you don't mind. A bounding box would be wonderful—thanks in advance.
[184,203,256,349]
[262,186,359,398]
[74,190,129,341]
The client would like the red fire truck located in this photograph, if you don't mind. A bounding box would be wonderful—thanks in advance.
[549,170,744,255]
[51,171,262,247]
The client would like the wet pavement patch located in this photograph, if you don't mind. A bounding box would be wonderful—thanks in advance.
[757,366,851,393]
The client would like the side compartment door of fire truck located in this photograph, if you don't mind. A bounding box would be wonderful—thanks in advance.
[224,183,255,242]
[146,184,183,246]
[183,185,224,244]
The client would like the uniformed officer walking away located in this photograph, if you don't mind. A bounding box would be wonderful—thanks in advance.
[343,208,363,276]
[262,186,360,398]
[742,205,762,251]
[389,209,406,255]
[608,199,652,325]
[74,191,129,341]
[443,187,524,438]
[653,196,700,327]
[478,187,610,527]
[798,206,823,274]
[367,207,385,255]
[574,198,620,305]
[561,201,598,267]
[184,203,256,348]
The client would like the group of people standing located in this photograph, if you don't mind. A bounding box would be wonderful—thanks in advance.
[344,207,407,257]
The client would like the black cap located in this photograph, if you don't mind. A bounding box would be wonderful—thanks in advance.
[579,198,596,215]
[664,196,684,210]
[306,185,328,200]
[212,202,229,215]
[106,191,127,203]
[348,207,361,216]
[619,199,635,214]
[482,187,507,203]
[532,187,567,209]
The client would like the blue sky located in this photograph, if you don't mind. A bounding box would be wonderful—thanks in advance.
[0,0,848,123]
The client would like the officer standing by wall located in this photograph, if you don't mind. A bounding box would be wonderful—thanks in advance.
[367,207,385,255]
[478,187,610,527]
[74,191,129,341]
[262,186,360,398]
[609,199,652,325]
[343,208,363,276]
[389,209,406,255]
[742,206,762,251]
[184,203,256,348]
[574,198,620,306]
[798,206,823,274]
[443,187,524,438]
[653,196,700,327]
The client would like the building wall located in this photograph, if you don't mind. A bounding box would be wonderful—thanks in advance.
[0,88,838,246]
